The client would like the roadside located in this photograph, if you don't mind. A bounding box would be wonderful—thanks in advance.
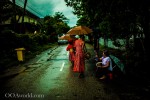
[0,43,58,79]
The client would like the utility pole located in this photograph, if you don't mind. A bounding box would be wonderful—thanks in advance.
[21,0,28,34]
[12,0,16,31]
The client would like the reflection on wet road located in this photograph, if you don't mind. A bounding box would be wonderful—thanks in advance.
[0,44,120,100]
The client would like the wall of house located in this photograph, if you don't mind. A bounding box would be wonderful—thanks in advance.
[2,15,38,25]
[16,15,38,24]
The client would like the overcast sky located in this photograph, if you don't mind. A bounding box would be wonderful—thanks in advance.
[12,0,78,27]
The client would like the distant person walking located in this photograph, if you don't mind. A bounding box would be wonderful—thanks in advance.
[73,35,85,78]
[93,28,101,57]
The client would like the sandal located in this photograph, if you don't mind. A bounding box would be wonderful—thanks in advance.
[99,75,106,80]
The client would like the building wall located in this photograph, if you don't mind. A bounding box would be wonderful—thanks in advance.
[2,15,38,25]
[16,15,38,24]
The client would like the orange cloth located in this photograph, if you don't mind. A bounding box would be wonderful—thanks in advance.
[73,39,85,73]
[66,44,75,61]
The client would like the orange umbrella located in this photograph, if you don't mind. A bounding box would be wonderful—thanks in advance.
[58,34,73,40]
[66,26,93,35]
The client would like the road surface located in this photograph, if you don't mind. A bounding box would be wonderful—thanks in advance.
[0,44,149,100]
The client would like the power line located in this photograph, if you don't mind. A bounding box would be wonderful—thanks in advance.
[19,0,44,17]
[14,0,45,17]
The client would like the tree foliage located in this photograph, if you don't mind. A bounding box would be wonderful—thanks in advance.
[64,0,150,52]
[41,12,70,42]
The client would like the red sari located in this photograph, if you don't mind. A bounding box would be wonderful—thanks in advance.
[66,44,75,62]
[73,39,85,73]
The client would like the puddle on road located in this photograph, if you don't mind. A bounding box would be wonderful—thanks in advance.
[24,68,36,72]
[23,63,42,72]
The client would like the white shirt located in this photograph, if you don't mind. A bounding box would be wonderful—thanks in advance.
[102,56,113,71]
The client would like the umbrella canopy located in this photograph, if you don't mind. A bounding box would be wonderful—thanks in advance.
[109,55,125,74]
[66,26,93,35]
[58,34,73,40]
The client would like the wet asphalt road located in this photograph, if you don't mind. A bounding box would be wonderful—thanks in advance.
[0,43,150,100]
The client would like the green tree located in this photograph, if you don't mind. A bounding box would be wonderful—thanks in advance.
[42,12,70,42]
[65,0,149,53]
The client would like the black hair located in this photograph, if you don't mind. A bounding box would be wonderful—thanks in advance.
[79,35,85,40]
[103,50,109,56]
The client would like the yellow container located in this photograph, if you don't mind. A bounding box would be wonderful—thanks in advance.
[15,48,25,61]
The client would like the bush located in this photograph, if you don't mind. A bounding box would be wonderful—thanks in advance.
[0,30,51,69]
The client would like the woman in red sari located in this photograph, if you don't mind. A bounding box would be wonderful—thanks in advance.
[73,35,85,78]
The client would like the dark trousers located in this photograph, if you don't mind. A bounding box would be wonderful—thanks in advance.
[96,67,111,78]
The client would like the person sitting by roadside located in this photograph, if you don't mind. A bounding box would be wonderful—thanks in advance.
[96,50,112,80]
